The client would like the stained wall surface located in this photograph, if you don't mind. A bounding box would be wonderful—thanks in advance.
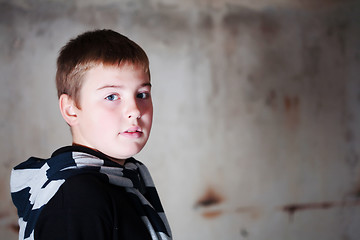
[1,0,360,239]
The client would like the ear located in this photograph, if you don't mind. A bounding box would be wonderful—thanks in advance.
[59,94,79,126]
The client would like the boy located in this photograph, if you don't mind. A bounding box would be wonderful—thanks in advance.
[10,29,172,240]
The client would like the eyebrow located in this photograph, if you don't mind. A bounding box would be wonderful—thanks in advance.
[97,82,152,91]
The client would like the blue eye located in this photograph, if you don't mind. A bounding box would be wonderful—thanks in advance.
[137,92,149,99]
[105,94,119,101]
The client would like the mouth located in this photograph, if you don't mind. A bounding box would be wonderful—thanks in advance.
[120,126,143,138]
[124,126,142,133]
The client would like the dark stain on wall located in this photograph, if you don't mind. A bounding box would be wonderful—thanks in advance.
[265,90,278,110]
[283,95,300,128]
[0,211,9,220]
[302,45,321,76]
[236,206,261,220]
[282,200,360,220]
[201,209,223,219]
[240,228,249,238]
[195,187,225,219]
[8,223,20,233]
[195,187,224,207]
[260,13,280,41]
[350,176,360,198]
[344,128,354,143]
[198,12,214,31]
[326,20,349,56]
[345,148,359,169]
[283,201,333,219]
[222,7,257,36]
[352,186,360,199]
[284,96,299,112]
[0,211,19,233]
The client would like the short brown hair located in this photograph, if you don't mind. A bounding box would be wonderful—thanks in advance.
[56,29,150,107]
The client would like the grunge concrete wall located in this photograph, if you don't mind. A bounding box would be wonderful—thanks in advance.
[1,0,360,239]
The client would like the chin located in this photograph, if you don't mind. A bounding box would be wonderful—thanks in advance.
[102,142,145,159]
[115,149,143,160]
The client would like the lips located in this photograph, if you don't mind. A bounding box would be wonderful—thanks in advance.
[120,126,143,138]
[125,126,142,133]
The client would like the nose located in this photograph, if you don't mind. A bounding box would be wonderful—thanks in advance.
[126,98,141,119]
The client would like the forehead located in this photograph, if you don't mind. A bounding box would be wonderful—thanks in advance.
[83,63,150,88]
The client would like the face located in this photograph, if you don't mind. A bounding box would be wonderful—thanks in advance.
[71,64,153,163]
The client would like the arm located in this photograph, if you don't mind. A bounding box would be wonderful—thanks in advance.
[34,174,114,240]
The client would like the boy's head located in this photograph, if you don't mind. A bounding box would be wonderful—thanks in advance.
[56,29,150,108]
[57,30,153,163]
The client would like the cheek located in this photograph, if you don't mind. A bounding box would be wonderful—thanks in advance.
[142,102,153,116]
[144,112,153,128]
[143,107,153,122]
[86,109,117,130]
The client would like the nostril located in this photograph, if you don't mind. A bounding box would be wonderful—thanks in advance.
[128,113,141,119]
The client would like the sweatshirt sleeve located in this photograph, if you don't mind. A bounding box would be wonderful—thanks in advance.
[34,174,115,240]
